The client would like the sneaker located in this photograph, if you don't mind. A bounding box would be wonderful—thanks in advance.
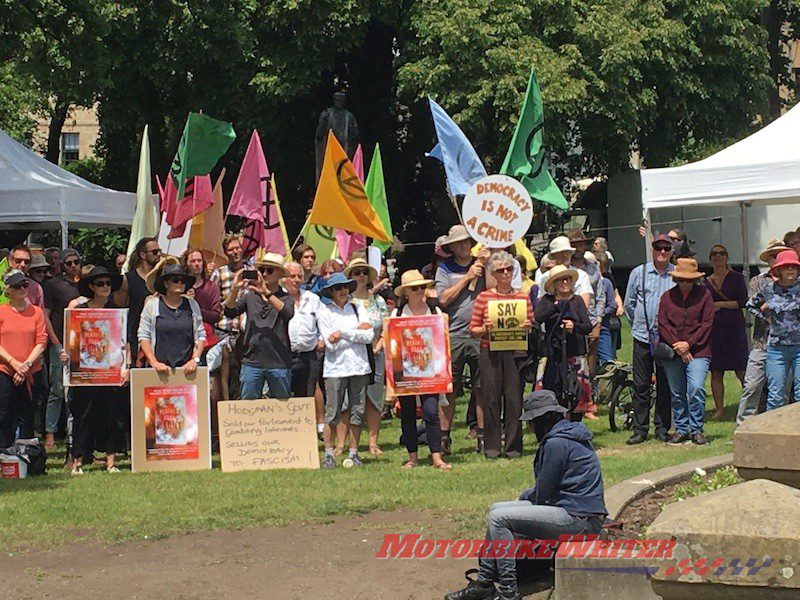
[626,433,647,445]
[667,432,691,444]
[654,430,671,442]
[71,466,84,476]
[349,454,363,467]
[107,466,121,473]
[322,455,336,469]
[444,569,496,600]
[492,592,522,600]
[692,433,708,445]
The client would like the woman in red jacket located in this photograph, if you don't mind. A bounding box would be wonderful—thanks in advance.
[657,258,714,445]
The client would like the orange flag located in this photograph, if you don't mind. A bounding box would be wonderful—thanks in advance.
[308,131,391,242]
[189,168,226,264]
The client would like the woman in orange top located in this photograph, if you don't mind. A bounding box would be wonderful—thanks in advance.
[0,270,47,447]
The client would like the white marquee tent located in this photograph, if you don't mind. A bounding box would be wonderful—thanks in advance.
[0,128,135,247]
[639,104,800,272]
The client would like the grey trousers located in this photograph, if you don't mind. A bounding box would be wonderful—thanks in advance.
[736,348,766,426]
[324,374,369,426]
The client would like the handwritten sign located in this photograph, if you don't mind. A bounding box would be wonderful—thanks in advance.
[488,299,528,351]
[462,174,533,247]
[218,398,320,472]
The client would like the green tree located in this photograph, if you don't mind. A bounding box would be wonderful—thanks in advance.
[0,61,47,143]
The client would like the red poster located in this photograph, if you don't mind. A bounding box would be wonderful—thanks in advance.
[143,385,199,461]
[64,308,127,386]
[384,314,452,396]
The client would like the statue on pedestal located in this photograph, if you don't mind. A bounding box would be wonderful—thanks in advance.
[315,91,359,182]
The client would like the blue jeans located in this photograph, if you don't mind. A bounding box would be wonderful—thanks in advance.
[597,324,616,363]
[662,356,710,434]
[239,364,292,399]
[46,344,65,433]
[765,345,800,411]
[477,501,601,596]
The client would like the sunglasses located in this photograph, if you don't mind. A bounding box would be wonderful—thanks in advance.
[92,279,112,287]
[166,276,185,284]
[258,266,276,275]
[146,248,162,255]
[10,281,29,290]
[11,257,29,264]
[408,285,426,292]
[494,265,513,274]
[653,246,672,253]
[710,250,727,257]
[64,259,81,266]
[331,284,349,292]
[351,268,370,276]
[669,236,681,242]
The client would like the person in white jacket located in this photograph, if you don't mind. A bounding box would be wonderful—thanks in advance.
[316,273,374,468]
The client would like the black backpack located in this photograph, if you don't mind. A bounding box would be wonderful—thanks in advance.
[3,441,47,476]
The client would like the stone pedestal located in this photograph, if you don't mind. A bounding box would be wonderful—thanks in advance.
[647,479,800,599]
[733,402,800,488]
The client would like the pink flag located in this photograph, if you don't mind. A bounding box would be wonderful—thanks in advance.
[171,175,213,232]
[229,130,286,254]
[336,144,367,261]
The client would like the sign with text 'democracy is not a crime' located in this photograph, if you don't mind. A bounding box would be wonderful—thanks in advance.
[462,174,533,247]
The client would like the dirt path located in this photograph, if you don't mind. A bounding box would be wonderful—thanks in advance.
[1,510,474,600]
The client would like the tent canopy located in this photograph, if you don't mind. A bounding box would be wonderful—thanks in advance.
[641,104,800,209]
[0,128,135,229]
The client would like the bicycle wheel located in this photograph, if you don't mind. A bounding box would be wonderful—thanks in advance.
[608,382,635,432]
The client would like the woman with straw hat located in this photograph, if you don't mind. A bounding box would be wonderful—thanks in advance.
[343,257,388,455]
[224,249,294,399]
[138,257,206,376]
[535,264,593,421]
[389,269,451,469]
[657,258,714,445]
[62,266,127,474]
[747,249,800,411]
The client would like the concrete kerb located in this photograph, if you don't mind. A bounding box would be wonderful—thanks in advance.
[604,453,733,520]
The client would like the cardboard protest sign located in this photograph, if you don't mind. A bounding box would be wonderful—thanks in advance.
[218,398,320,472]
[384,313,452,396]
[488,299,527,351]
[130,368,211,472]
[64,308,127,386]
[462,174,533,247]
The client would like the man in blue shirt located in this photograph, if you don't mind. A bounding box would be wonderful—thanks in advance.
[623,234,675,444]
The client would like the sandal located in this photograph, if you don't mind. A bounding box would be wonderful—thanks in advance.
[433,461,453,470]
[369,445,384,456]
[401,460,417,469]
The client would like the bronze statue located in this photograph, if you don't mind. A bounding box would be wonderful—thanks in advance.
[315,91,359,181]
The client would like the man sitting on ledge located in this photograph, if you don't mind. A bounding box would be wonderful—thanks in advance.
[445,390,607,600]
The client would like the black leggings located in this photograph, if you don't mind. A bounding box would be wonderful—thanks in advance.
[0,371,34,447]
[70,386,126,460]
[399,395,441,454]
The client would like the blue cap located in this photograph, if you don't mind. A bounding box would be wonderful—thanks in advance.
[318,272,356,297]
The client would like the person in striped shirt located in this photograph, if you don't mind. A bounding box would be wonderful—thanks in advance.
[470,251,534,459]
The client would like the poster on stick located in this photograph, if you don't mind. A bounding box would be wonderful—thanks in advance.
[462,174,533,247]
[130,368,211,472]
[64,308,127,386]
[218,398,320,472]
[384,313,452,396]
[488,299,528,351]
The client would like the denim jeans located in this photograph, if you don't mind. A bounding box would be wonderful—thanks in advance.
[597,324,616,363]
[477,501,601,596]
[0,371,34,447]
[765,345,800,411]
[662,356,710,434]
[737,348,767,425]
[239,364,292,399]
[46,344,65,433]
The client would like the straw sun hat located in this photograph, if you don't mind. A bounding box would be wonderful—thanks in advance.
[544,264,579,294]
[394,269,434,297]
[670,258,704,281]
[343,257,377,281]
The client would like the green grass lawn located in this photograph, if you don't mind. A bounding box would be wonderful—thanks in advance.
[0,325,739,550]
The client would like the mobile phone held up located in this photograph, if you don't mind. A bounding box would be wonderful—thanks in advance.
[242,270,258,280]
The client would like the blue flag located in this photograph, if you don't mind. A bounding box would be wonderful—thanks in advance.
[426,98,487,196]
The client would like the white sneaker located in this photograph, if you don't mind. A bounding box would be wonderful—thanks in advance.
[107,466,121,473]
[71,466,84,476]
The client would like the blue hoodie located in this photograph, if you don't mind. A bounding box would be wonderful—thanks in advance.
[519,420,607,517]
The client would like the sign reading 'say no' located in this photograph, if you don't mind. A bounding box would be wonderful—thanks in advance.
[462,174,533,247]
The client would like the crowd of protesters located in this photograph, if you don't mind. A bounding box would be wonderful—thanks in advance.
[1,221,799,473]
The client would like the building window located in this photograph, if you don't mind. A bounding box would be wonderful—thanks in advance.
[61,132,79,164]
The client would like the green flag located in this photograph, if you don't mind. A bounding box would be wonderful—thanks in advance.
[170,112,236,200]
[364,144,393,252]
[299,218,338,262]
[500,69,568,211]
[0,257,10,305]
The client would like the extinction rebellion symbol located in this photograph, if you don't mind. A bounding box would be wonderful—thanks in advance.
[336,159,368,202]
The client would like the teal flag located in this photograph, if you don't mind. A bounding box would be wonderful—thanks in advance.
[364,144,393,253]
[170,112,236,200]
[500,69,568,211]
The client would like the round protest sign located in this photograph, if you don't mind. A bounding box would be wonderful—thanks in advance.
[462,175,533,247]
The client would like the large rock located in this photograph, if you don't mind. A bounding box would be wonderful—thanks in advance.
[733,402,800,488]
[647,479,800,599]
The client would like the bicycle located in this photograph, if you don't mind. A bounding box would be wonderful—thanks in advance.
[593,360,635,432]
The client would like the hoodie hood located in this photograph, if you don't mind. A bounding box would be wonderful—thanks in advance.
[544,419,594,444]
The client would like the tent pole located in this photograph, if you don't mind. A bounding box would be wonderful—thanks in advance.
[740,202,750,281]
[61,220,68,250]
[643,208,653,264]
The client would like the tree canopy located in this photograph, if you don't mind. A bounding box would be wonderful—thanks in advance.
[0,0,783,249]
